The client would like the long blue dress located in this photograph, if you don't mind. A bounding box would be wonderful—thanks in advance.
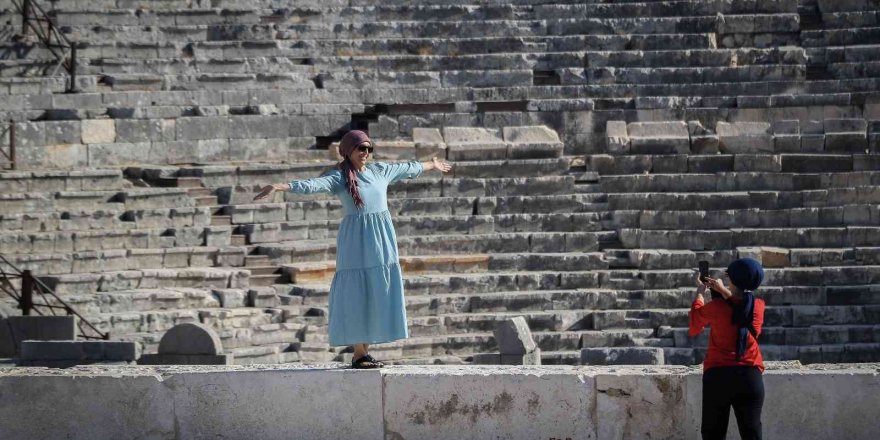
[288,161,423,346]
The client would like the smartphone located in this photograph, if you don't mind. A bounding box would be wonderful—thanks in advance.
[698,260,710,283]
[698,260,722,299]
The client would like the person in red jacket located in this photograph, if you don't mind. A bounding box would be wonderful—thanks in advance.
[689,257,766,440]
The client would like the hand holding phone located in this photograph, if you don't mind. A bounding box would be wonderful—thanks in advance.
[698,260,722,300]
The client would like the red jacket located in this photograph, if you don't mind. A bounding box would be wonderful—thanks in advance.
[689,296,765,373]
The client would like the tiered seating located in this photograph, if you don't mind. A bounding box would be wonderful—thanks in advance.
[1,0,879,366]
[2,0,879,166]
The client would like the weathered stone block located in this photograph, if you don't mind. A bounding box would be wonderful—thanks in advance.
[582,347,665,365]
[442,127,503,145]
[383,366,595,440]
[494,316,537,355]
[595,371,689,440]
[605,120,629,154]
[81,119,116,144]
[627,121,690,154]
[716,121,772,153]
[502,125,559,143]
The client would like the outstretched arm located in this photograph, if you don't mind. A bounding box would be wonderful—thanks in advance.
[421,157,452,173]
[253,182,292,201]
[254,173,343,201]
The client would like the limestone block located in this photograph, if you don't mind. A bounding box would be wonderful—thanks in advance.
[627,121,689,154]
[470,353,501,364]
[44,121,81,145]
[494,316,537,355]
[248,288,279,308]
[442,127,503,145]
[115,119,164,143]
[582,347,665,365]
[801,134,826,152]
[824,119,868,152]
[20,340,139,363]
[383,366,596,440]
[733,154,782,172]
[12,121,44,147]
[212,289,248,308]
[502,125,559,143]
[227,115,289,140]
[0,316,76,357]
[81,119,116,144]
[716,121,773,153]
[88,142,153,167]
[605,120,629,154]
[412,128,444,146]
[500,349,541,366]
[17,144,89,170]
[175,116,228,141]
[687,120,719,154]
[158,323,223,355]
[771,119,802,151]
[817,0,867,13]
[596,371,690,440]
[447,144,507,161]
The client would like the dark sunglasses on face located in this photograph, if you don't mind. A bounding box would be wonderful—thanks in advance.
[357,145,374,153]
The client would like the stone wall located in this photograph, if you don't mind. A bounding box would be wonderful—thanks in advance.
[0,364,876,440]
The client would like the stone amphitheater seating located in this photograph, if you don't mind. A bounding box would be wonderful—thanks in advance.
[1,0,879,365]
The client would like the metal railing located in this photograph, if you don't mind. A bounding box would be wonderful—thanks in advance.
[0,122,13,170]
[10,0,78,92]
[0,254,109,340]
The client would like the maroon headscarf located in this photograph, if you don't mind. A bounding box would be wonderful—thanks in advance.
[337,130,372,209]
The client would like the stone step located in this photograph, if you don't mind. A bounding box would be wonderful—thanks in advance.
[0,206,213,233]
[747,343,880,363]
[57,17,735,41]
[36,287,222,316]
[803,26,880,47]
[610,205,880,230]
[279,265,880,296]
[0,169,125,193]
[0,188,195,214]
[258,231,600,263]
[590,155,880,175]
[5,246,248,276]
[404,289,693,317]
[242,211,604,244]
[0,226,239,256]
[598,171,880,193]
[69,48,810,78]
[63,33,718,62]
[408,310,591,336]
[668,324,880,348]
[40,267,250,295]
[229,192,604,224]
[607,187,880,211]
[619,227,880,250]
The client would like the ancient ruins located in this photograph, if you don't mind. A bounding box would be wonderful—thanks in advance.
[1,0,879,369]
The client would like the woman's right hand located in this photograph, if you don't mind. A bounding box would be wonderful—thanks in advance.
[695,274,708,295]
[253,183,289,202]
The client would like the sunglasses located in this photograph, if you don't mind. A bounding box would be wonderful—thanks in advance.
[357,145,374,154]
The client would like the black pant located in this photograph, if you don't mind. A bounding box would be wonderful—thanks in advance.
[701,366,764,440]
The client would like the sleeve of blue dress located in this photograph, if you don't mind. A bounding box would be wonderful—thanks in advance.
[288,171,344,194]
[377,161,423,184]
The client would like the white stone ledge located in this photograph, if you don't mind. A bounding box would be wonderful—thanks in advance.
[0,364,877,440]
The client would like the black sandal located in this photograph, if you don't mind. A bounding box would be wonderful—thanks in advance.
[351,354,384,369]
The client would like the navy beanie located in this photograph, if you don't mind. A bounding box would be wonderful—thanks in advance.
[726,258,764,360]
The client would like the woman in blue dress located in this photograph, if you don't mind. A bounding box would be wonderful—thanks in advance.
[254,130,452,368]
